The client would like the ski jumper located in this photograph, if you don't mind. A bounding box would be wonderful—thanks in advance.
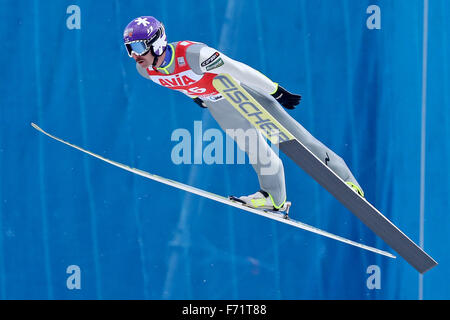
[137,41,362,206]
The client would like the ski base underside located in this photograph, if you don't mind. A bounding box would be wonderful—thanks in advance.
[212,73,437,273]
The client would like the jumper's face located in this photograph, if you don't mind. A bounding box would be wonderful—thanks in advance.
[132,51,154,69]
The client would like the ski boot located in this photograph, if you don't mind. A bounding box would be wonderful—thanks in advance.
[229,190,291,218]
[346,181,365,198]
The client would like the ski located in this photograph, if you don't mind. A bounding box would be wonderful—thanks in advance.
[31,122,395,259]
[213,73,437,274]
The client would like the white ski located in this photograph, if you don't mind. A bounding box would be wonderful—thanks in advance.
[31,122,395,259]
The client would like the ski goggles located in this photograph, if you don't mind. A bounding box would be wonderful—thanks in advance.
[125,28,163,57]
[125,41,151,57]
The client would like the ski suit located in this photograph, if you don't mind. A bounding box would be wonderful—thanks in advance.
[136,40,362,207]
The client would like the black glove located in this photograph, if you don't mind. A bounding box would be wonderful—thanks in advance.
[271,85,301,110]
[193,97,207,108]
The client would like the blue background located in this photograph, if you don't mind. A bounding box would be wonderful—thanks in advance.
[0,0,449,299]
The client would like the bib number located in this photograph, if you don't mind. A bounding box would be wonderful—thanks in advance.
[188,87,207,94]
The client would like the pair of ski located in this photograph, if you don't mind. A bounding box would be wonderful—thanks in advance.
[32,74,437,273]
